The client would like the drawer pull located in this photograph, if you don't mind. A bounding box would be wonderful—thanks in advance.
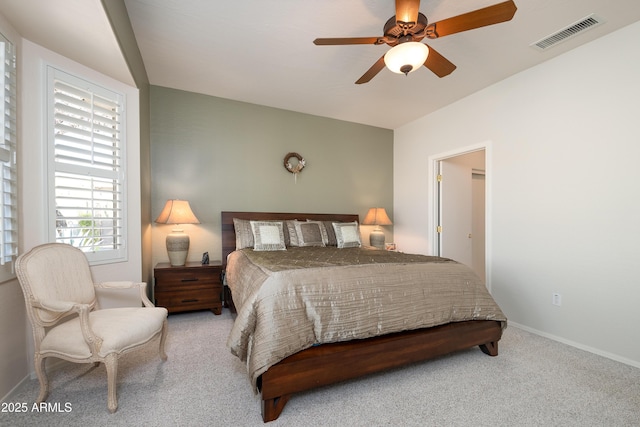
[181,278,199,282]
[181,299,199,303]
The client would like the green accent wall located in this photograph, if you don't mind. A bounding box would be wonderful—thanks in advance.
[150,86,394,264]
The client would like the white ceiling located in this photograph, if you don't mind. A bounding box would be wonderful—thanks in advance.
[3,0,640,129]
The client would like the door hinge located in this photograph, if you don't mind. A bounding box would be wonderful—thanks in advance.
[437,174,442,182]
[437,226,442,233]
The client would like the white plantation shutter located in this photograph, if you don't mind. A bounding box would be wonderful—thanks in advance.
[48,67,126,264]
[0,36,17,267]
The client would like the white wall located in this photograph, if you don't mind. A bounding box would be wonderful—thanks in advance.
[395,21,640,367]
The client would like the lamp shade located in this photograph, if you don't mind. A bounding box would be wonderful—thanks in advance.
[154,200,200,225]
[362,208,392,226]
[384,42,429,75]
[155,200,200,266]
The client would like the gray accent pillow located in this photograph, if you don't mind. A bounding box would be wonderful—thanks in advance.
[333,221,362,248]
[233,218,254,249]
[250,221,286,251]
[305,220,329,245]
[285,220,300,247]
[293,220,325,247]
[323,221,338,246]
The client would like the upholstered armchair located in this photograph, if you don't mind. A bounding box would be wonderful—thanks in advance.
[16,243,168,413]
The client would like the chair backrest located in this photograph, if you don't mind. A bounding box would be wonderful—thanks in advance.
[16,243,97,323]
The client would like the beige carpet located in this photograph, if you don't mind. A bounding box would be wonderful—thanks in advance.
[2,310,639,426]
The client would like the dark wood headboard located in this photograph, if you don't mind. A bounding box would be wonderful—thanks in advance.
[221,211,360,268]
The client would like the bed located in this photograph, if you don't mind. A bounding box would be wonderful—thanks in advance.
[221,211,506,422]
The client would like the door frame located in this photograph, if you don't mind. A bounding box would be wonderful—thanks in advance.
[427,141,493,291]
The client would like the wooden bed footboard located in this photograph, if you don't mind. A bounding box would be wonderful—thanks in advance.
[259,320,503,422]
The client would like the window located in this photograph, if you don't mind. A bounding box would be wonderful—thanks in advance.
[47,67,127,264]
[0,32,17,273]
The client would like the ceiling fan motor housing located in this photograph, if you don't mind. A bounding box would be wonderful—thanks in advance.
[383,13,430,45]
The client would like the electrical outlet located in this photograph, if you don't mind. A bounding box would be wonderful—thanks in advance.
[552,293,562,306]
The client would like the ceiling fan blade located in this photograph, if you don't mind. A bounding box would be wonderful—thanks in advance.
[355,55,386,84]
[423,45,456,78]
[314,37,381,46]
[427,0,517,38]
[395,0,421,26]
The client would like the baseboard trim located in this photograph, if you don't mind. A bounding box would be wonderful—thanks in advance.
[29,358,69,380]
[1,357,74,404]
[509,322,640,370]
[1,373,30,403]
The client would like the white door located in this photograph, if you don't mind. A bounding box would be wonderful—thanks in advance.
[438,159,473,267]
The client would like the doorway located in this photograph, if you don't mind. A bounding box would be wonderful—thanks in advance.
[428,143,490,287]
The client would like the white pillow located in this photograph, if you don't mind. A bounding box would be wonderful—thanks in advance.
[250,221,286,251]
[332,221,361,248]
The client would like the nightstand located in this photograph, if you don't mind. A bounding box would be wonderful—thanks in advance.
[154,262,223,315]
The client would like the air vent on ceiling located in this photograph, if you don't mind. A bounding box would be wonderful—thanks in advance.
[530,14,605,51]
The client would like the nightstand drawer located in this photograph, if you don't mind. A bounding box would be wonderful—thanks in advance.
[155,288,221,313]
[155,277,219,292]
[154,270,220,287]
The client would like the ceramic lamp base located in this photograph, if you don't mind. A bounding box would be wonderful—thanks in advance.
[369,229,385,249]
[166,229,189,266]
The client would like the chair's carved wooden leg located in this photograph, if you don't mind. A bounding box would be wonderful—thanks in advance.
[104,354,118,413]
[261,394,291,422]
[479,341,499,356]
[34,354,49,403]
[159,319,168,361]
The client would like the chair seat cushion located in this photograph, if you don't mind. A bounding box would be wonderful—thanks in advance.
[40,307,168,359]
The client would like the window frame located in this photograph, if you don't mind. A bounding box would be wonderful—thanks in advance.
[46,66,128,265]
[0,30,17,281]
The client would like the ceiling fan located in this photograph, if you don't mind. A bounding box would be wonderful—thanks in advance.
[313,0,517,84]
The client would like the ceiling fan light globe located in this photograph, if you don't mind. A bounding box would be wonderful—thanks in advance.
[384,42,429,75]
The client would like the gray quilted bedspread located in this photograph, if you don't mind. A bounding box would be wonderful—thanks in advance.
[225,247,506,390]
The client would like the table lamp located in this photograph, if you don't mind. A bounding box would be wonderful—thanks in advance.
[155,199,200,266]
[362,207,392,248]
